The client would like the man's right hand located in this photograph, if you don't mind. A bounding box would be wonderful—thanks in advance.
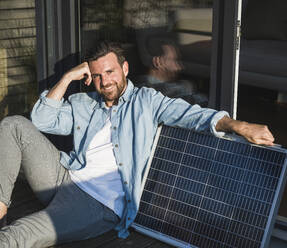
[46,62,92,101]
[64,62,92,86]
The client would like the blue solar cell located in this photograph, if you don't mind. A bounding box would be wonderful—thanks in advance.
[204,185,238,206]
[154,147,183,163]
[144,179,173,198]
[151,159,180,174]
[247,159,282,177]
[138,202,166,220]
[210,161,244,180]
[193,221,228,245]
[208,174,242,193]
[141,191,170,209]
[225,231,260,248]
[158,136,186,151]
[236,196,271,216]
[232,208,268,228]
[168,199,198,219]
[148,168,177,186]
[171,188,202,207]
[242,170,278,189]
[165,211,195,231]
[214,150,248,167]
[239,183,275,203]
[201,197,233,217]
[250,146,285,164]
[197,209,230,230]
[229,220,264,242]
[188,131,218,148]
[135,214,162,232]
[218,138,250,155]
[175,176,205,195]
[185,143,216,160]
[178,165,209,183]
[182,154,212,171]
[161,222,192,243]
[161,125,189,140]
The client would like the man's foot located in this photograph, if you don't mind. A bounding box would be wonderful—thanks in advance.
[0,215,7,229]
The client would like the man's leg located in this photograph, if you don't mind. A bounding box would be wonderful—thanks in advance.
[0,116,119,247]
[0,116,66,229]
[0,115,66,208]
[0,171,119,247]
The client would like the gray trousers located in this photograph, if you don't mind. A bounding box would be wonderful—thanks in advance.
[0,116,119,248]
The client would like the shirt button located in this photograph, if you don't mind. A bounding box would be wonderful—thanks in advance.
[119,163,123,166]
[128,200,131,203]
[113,109,116,112]
[113,127,116,130]
[115,144,119,148]
[128,217,131,220]
[77,126,80,130]
[124,181,128,185]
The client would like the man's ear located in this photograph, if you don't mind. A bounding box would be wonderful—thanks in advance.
[122,61,129,77]
[152,56,161,69]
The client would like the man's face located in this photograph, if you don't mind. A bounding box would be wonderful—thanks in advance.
[161,44,182,80]
[89,52,129,107]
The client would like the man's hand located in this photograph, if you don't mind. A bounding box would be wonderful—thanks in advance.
[46,62,92,101]
[216,116,274,146]
[64,62,92,86]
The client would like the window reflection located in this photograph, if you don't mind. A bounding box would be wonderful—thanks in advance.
[81,0,213,106]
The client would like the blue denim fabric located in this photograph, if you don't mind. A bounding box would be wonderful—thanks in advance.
[31,80,229,238]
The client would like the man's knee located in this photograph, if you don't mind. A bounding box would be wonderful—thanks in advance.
[0,115,32,131]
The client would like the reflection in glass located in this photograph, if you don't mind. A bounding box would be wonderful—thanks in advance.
[80,0,213,106]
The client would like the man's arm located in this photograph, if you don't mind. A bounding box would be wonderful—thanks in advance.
[46,62,92,100]
[215,116,274,146]
[31,62,92,135]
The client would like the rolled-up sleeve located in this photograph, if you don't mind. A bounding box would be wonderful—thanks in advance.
[150,89,229,137]
[31,90,73,135]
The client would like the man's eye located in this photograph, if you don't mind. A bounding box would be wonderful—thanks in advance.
[107,71,113,75]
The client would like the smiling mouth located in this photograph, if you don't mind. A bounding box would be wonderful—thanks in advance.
[102,85,115,91]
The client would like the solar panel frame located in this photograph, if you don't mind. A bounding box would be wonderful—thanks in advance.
[132,125,287,248]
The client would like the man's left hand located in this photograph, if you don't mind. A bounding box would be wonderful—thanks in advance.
[236,122,274,146]
[216,116,275,146]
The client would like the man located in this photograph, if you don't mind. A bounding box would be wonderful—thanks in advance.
[0,41,274,247]
[137,38,207,105]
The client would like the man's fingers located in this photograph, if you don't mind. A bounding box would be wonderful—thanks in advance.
[249,136,275,146]
[85,75,92,86]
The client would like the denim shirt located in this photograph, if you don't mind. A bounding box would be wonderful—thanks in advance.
[31,80,228,238]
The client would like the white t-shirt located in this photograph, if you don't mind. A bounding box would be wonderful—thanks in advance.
[69,111,125,217]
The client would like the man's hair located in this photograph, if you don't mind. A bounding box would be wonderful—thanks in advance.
[84,40,126,65]
[145,37,179,68]
[146,37,177,58]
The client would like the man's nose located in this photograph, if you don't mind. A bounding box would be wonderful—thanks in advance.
[101,74,109,86]
[176,61,183,71]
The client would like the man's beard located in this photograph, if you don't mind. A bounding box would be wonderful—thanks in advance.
[101,75,127,103]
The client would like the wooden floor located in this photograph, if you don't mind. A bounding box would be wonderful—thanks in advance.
[7,167,287,248]
[7,177,172,248]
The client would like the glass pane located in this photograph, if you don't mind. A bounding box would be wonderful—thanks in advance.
[238,0,287,218]
[0,1,37,120]
[80,0,214,107]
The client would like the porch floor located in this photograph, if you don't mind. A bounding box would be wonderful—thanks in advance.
[7,176,287,248]
[8,177,172,248]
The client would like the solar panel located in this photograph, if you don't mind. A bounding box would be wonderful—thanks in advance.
[133,125,287,248]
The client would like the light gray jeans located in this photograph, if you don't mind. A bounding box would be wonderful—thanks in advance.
[0,116,119,248]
